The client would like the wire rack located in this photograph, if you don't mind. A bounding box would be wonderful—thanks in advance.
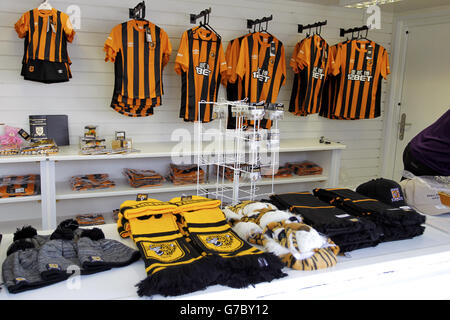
[194,99,284,207]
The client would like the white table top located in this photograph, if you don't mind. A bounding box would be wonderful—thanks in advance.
[0,139,345,163]
[1,220,449,300]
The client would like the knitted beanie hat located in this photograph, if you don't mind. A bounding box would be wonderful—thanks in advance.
[2,226,61,294]
[76,235,140,274]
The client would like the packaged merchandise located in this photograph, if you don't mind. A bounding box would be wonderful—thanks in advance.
[84,126,98,139]
[123,168,165,188]
[399,178,450,216]
[111,138,132,151]
[0,145,20,156]
[20,139,59,155]
[168,163,205,185]
[224,201,340,270]
[75,214,106,226]
[261,165,293,178]
[79,138,106,152]
[0,174,41,198]
[29,115,69,146]
[70,174,115,191]
[286,161,323,176]
[439,192,450,207]
[217,165,238,181]
[0,125,26,148]
[112,209,120,222]
[2,220,140,294]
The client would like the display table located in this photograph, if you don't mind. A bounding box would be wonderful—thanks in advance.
[1,221,449,300]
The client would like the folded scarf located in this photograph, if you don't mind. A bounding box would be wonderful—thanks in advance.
[313,188,426,242]
[269,192,381,252]
[170,196,287,288]
[118,199,218,297]
[224,201,340,270]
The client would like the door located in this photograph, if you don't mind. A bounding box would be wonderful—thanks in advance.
[393,21,450,180]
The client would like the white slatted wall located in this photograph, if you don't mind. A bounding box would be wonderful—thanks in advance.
[0,0,393,188]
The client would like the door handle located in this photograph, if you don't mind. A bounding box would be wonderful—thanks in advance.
[399,113,412,141]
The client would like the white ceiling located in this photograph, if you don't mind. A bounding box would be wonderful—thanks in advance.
[294,0,450,12]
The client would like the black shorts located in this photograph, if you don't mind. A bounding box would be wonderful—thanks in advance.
[21,59,71,84]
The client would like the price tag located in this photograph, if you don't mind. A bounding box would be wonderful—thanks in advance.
[136,194,148,201]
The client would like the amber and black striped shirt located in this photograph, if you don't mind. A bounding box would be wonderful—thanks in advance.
[236,32,286,105]
[235,32,286,129]
[289,40,306,116]
[175,27,228,122]
[105,19,172,117]
[319,43,343,119]
[224,34,250,128]
[290,35,332,116]
[331,40,390,119]
[15,8,75,65]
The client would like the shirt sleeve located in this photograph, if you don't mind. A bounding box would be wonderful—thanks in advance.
[103,25,121,63]
[325,45,336,77]
[295,39,310,71]
[331,44,342,76]
[380,48,390,79]
[279,43,287,87]
[290,42,301,73]
[174,31,189,75]
[222,40,234,85]
[62,13,75,43]
[161,29,172,68]
[14,11,29,39]
[235,37,248,80]
[218,42,228,77]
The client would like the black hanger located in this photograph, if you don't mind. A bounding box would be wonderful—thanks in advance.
[191,8,221,41]
[247,15,274,38]
[129,1,146,21]
[260,19,274,38]
[298,20,327,39]
[340,25,369,41]
[359,28,370,40]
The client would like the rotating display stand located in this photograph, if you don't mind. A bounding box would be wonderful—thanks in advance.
[195,99,284,206]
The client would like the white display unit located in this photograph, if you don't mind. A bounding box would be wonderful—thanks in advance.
[0,221,449,300]
[0,138,345,233]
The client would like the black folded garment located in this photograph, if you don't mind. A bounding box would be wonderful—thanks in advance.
[313,188,426,242]
[269,192,381,252]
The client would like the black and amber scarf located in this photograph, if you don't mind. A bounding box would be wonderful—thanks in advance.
[170,196,286,288]
[118,196,286,296]
[118,199,217,297]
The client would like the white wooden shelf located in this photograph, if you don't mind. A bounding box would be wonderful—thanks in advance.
[0,195,41,204]
[49,138,346,161]
[0,138,345,231]
[55,175,328,200]
[0,154,45,164]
